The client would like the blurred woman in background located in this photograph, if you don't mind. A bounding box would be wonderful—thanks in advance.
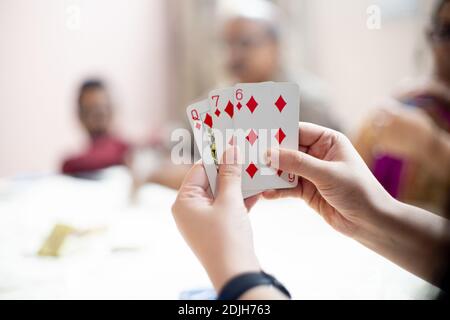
[355,0,450,216]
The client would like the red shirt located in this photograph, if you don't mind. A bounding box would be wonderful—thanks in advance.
[62,135,129,174]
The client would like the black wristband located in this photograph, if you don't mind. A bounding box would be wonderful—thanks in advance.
[217,271,291,300]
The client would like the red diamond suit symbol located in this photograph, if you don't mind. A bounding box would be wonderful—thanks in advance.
[246,129,258,146]
[246,96,259,113]
[246,163,258,178]
[224,101,234,118]
[203,113,213,128]
[275,128,286,144]
[275,95,287,112]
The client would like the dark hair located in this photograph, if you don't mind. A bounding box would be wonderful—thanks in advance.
[78,79,105,107]
[432,0,449,26]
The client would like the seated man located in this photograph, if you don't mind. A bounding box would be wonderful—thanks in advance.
[62,80,129,175]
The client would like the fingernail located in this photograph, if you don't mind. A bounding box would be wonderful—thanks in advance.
[266,149,280,168]
[266,149,279,167]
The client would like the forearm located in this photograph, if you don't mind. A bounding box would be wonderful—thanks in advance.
[354,199,450,287]
[205,251,261,294]
[149,164,190,190]
[202,252,288,300]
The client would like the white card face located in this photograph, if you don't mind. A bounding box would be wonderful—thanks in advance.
[270,82,300,187]
[233,82,299,190]
[186,100,218,196]
[209,87,235,162]
[187,99,261,199]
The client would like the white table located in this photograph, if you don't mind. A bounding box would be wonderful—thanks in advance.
[0,167,439,299]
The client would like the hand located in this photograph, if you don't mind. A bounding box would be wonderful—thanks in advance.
[368,99,437,161]
[172,147,261,292]
[264,122,395,238]
[264,123,450,286]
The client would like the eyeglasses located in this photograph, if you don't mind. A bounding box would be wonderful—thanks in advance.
[224,33,273,51]
[430,23,450,42]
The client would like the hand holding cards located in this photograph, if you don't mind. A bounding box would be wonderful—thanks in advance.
[187,82,300,198]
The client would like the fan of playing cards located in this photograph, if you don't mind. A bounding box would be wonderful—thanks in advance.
[187,82,300,198]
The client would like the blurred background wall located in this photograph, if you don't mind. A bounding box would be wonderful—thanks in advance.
[0,0,438,177]
[299,0,433,132]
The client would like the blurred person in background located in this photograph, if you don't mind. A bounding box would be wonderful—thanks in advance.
[62,80,130,176]
[218,0,340,130]
[354,0,450,216]
[62,80,188,193]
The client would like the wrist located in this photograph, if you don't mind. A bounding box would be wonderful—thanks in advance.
[218,271,291,300]
[239,285,290,300]
[351,189,402,246]
[206,253,261,292]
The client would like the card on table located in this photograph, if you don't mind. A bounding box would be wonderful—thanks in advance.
[232,82,299,191]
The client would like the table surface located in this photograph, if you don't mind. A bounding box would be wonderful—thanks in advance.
[0,167,440,299]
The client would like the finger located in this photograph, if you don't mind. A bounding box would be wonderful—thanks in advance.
[179,161,209,192]
[216,146,242,201]
[206,185,213,198]
[298,122,336,148]
[262,187,300,200]
[266,148,330,183]
[244,194,261,211]
[299,146,308,153]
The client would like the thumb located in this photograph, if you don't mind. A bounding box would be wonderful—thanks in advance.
[216,146,242,201]
[267,148,330,184]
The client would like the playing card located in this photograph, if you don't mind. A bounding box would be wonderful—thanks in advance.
[233,82,299,191]
[269,82,300,186]
[208,87,235,163]
[187,99,260,199]
[186,100,218,196]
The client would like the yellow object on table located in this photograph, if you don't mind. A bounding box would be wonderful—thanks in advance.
[38,224,76,257]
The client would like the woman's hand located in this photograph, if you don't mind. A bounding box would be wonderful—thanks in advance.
[264,122,394,238]
[264,123,450,285]
[369,101,450,175]
[366,100,438,161]
[354,98,450,178]
[172,147,261,292]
